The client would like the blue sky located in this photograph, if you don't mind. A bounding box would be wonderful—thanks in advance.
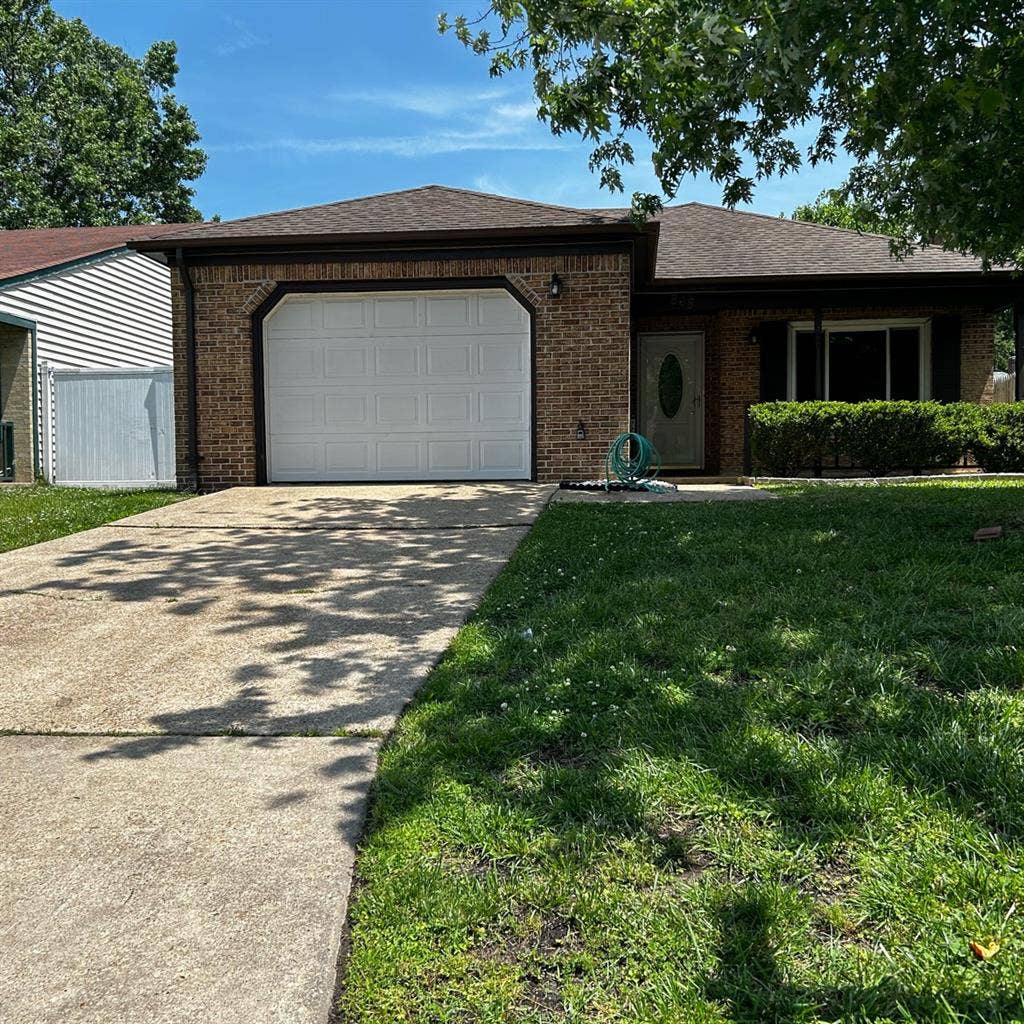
[54,0,852,222]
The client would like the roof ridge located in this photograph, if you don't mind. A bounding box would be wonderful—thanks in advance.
[173,185,625,233]
[163,191,425,231]
[429,184,624,221]
[678,200,905,243]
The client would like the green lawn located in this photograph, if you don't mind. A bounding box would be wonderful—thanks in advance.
[339,481,1024,1024]
[0,484,184,553]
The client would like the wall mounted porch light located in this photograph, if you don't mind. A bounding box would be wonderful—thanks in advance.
[549,272,564,298]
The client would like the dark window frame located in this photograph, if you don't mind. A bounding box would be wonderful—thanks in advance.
[787,320,930,401]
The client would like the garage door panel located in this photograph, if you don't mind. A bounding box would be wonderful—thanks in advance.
[426,344,473,376]
[480,391,525,426]
[426,392,472,425]
[480,439,527,473]
[324,346,368,378]
[270,301,316,331]
[270,392,322,429]
[325,442,369,473]
[270,440,321,476]
[426,295,472,327]
[377,441,421,472]
[323,299,367,330]
[271,342,323,381]
[427,440,473,472]
[324,395,368,427]
[479,342,526,375]
[478,293,525,327]
[373,297,418,329]
[375,394,420,426]
[265,289,530,481]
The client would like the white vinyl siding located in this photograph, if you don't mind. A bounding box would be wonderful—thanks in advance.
[0,249,171,368]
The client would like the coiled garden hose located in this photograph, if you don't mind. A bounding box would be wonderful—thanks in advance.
[604,432,672,491]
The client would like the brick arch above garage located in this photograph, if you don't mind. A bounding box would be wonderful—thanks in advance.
[170,252,632,491]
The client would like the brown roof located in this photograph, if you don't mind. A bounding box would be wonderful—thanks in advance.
[141,185,629,246]
[648,203,986,281]
[129,185,996,283]
[0,224,188,283]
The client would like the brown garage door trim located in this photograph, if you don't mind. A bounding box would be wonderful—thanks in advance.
[250,277,538,486]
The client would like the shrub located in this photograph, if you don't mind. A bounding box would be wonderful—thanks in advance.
[748,400,1024,477]
[935,403,985,465]
[973,404,1024,472]
[748,402,847,476]
[840,401,948,476]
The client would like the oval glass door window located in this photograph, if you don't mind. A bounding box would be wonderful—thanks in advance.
[658,353,684,418]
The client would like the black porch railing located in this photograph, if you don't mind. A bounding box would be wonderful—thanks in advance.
[1,421,13,481]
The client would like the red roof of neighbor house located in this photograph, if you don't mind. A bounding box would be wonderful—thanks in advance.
[0,224,189,283]
[129,185,997,282]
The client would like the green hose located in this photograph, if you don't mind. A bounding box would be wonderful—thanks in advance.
[604,432,672,491]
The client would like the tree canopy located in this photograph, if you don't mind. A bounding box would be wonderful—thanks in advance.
[794,188,1017,369]
[791,188,899,238]
[0,0,206,228]
[441,0,1024,268]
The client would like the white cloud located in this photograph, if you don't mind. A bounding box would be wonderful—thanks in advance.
[330,86,510,118]
[212,129,565,159]
[215,16,267,57]
[470,174,522,197]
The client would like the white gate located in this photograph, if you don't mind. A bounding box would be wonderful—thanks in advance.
[39,364,176,488]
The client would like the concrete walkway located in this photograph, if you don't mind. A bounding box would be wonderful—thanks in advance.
[0,484,552,1024]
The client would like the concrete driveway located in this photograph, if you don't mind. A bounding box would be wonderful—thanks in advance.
[0,483,551,1024]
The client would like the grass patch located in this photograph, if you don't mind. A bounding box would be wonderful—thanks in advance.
[339,481,1024,1024]
[0,484,184,553]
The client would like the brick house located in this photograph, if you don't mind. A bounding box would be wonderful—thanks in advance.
[131,186,1023,490]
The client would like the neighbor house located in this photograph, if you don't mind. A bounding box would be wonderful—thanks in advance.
[0,225,183,483]
[130,186,1023,490]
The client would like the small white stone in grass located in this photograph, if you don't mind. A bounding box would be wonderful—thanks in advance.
[725,644,736,652]
[500,702,508,710]
[580,732,587,738]
[592,701,598,706]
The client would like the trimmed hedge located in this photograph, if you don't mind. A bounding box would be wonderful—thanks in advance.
[749,401,1022,476]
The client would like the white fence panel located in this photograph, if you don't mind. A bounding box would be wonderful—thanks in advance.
[50,366,175,488]
[993,371,1017,403]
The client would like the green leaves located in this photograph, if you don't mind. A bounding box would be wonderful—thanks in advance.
[441,0,1024,266]
[749,401,1024,477]
[0,1,206,227]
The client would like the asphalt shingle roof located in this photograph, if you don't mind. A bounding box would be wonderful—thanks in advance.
[151,185,628,243]
[0,224,188,283]
[648,202,986,280]
[131,186,993,282]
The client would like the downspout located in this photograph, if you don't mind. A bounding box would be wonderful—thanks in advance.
[175,248,200,490]
[30,321,38,479]
[1015,299,1023,402]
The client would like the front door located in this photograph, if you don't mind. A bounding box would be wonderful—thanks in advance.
[638,333,704,469]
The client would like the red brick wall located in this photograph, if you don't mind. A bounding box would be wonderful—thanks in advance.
[637,306,995,474]
[171,253,632,489]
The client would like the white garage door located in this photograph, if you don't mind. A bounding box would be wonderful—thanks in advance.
[263,288,532,481]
